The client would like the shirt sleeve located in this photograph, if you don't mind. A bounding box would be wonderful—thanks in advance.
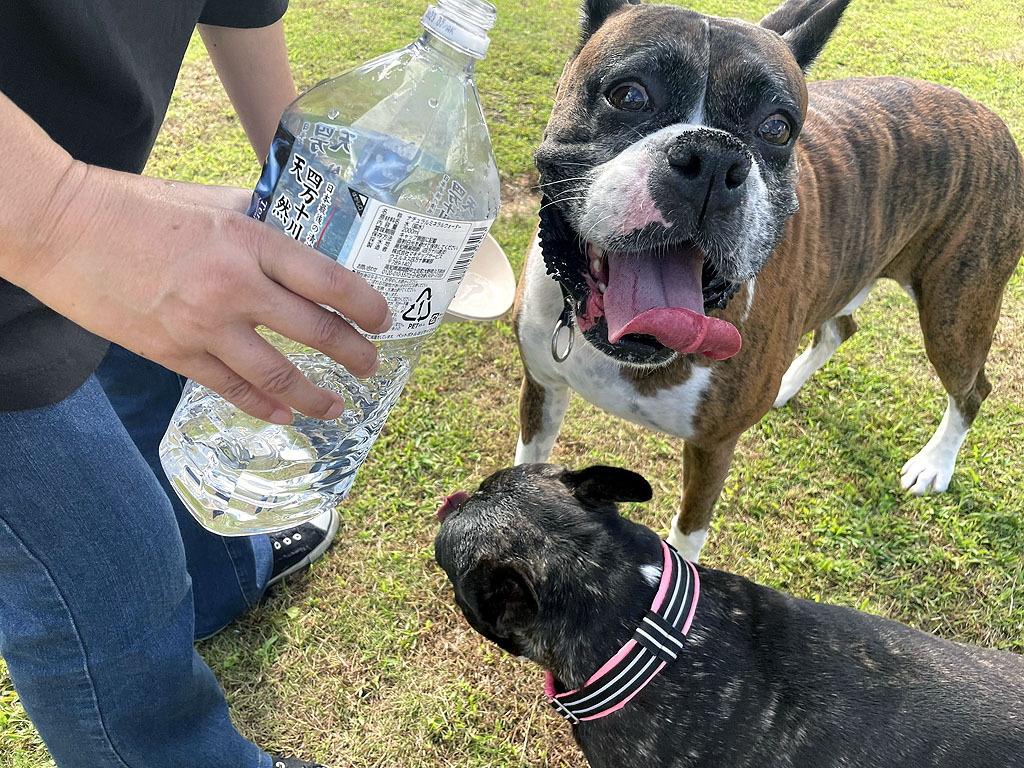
[198,0,289,28]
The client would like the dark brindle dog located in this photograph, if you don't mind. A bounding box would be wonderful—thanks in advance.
[435,464,1024,768]
[513,0,1024,562]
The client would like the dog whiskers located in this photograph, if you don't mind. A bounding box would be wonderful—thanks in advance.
[582,211,618,247]
[539,195,587,213]
[536,177,591,188]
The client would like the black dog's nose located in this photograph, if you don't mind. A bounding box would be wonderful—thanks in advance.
[666,130,752,221]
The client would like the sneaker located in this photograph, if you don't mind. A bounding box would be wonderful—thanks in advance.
[266,508,340,588]
[271,757,330,768]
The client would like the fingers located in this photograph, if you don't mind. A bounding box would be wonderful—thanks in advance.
[189,214,395,422]
[255,228,393,335]
[207,329,348,421]
[183,352,295,425]
[260,293,381,378]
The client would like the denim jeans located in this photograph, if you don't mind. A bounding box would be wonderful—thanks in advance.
[0,346,274,767]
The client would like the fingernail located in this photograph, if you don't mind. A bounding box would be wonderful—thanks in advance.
[269,407,294,425]
[324,397,346,420]
[378,310,393,334]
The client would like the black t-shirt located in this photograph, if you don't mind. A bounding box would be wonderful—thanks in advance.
[0,0,287,411]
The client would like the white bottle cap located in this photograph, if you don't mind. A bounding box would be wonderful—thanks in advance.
[420,0,497,59]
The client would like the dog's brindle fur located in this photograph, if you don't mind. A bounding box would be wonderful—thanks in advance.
[435,464,1024,768]
[513,0,1024,561]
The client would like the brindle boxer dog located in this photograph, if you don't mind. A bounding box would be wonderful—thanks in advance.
[513,0,1024,561]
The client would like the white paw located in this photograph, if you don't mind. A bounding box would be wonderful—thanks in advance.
[774,319,844,408]
[667,515,707,563]
[900,396,968,496]
[773,378,800,408]
[515,435,552,465]
[773,356,814,408]
[514,436,530,465]
[900,449,955,496]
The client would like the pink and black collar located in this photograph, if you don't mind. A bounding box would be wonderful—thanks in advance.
[545,540,700,724]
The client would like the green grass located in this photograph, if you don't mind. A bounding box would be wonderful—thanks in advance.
[3,0,1024,766]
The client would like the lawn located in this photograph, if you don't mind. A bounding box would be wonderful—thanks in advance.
[3,0,1023,766]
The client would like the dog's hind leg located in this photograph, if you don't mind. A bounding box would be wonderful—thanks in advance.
[774,284,870,408]
[773,316,857,407]
[899,274,1004,495]
[898,118,1024,494]
[668,438,739,562]
[515,372,571,464]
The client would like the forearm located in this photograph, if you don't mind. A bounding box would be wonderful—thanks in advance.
[0,88,389,425]
[0,90,250,293]
[199,19,298,161]
[0,89,82,288]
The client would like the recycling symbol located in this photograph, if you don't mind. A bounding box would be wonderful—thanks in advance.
[402,288,432,323]
[349,189,368,215]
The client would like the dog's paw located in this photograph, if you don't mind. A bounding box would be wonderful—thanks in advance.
[667,515,707,562]
[773,385,798,409]
[900,397,968,496]
[900,449,955,496]
[773,361,809,408]
[774,321,846,408]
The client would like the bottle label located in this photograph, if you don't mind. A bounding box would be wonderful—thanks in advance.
[249,124,493,341]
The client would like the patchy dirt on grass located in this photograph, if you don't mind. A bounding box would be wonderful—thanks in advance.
[501,174,541,220]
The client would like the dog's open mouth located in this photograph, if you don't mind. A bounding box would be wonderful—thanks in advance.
[577,241,742,361]
[537,198,743,364]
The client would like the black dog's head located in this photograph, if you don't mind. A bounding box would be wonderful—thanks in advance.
[434,464,661,685]
[536,0,851,366]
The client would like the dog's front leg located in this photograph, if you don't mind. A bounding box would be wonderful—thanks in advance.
[668,437,740,562]
[514,372,571,464]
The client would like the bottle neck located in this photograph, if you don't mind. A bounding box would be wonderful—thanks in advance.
[416,30,478,75]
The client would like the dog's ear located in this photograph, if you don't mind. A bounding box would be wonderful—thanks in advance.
[580,0,639,43]
[464,562,539,639]
[563,465,653,504]
[759,0,852,72]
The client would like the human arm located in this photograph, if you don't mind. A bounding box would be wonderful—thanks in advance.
[0,90,390,424]
[198,19,298,161]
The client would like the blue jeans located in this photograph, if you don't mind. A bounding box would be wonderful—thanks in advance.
[0,346,274,767]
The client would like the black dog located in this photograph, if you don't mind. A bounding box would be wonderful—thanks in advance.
[435,464,1024,767]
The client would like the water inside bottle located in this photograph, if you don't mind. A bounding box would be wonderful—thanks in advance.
[160,337,418,535]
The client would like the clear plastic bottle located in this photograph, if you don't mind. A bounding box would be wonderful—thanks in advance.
[159,0,500,535]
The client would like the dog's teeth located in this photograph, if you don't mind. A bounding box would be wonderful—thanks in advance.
[592,243,604,258]
[592,259,602,274]
[598,281,607,293]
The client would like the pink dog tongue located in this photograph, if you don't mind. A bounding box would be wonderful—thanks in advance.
[437,491,470,522]
[603,250,742,360]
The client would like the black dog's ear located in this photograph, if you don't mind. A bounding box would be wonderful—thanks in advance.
[464,562,539,639]
[759,0,826,34]
[759,0,852,72]
[580,0,639,43]
[563,465,653,504]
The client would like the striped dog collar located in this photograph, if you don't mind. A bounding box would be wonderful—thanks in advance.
[544,540,700,724]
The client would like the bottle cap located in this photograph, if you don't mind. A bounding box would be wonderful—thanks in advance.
[420,0,497,59]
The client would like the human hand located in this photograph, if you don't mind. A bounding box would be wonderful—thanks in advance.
[15,164,392,424]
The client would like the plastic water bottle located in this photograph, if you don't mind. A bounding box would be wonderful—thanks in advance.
[159,0,500,535]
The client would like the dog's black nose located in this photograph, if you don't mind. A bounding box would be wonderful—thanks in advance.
[666,131,752,220]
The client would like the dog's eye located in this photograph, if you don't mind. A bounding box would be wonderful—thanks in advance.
[607,82,650,111]
[757,114,792,145]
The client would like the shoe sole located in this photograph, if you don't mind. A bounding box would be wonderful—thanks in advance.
[266,509,341,588]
